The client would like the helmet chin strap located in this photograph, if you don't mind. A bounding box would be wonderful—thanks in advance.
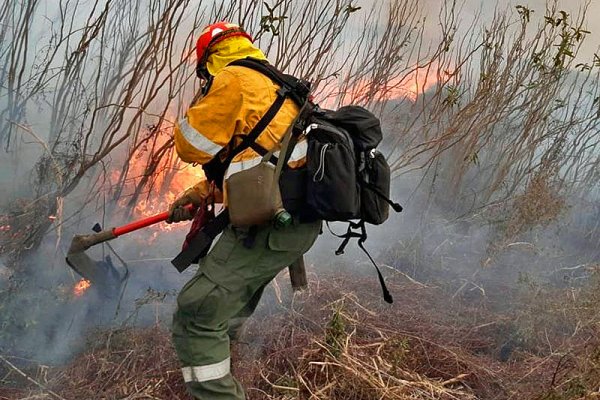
[196,61,210,80]
[196,61,214,95]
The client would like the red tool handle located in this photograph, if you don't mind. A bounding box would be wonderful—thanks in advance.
[112,204,195,237]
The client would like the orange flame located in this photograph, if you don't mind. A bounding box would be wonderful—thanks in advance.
[112,112,204,240]
[73,278,91,297]
[318,66,441,107]
[356,68,439,102]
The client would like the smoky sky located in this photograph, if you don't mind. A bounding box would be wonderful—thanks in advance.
[367,0,600,61]
[460,0,600,61]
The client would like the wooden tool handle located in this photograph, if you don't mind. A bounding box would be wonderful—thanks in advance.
[288,256,308,291]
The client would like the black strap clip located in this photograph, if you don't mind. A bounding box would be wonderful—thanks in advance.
[277,85,291,98]
[335,221,364,255]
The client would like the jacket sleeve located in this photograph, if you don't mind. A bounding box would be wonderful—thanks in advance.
[185,179,224,204]
[174,70,244,164]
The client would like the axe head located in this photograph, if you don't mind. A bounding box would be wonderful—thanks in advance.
[65,230,125,292]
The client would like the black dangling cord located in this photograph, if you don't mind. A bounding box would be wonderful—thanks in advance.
[335,235,352,255]
[363,182,403,212]
[334,224,355,255]
[329,221,394,304]
[357,239,393,304]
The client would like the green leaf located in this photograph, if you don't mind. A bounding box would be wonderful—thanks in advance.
[463,152,479,166]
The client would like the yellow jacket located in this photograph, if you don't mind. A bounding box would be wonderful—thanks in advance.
[174,64,302,166]
[173,37,309,202]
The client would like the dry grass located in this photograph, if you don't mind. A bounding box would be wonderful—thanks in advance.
[233,276,502,400]
[0,326,187,400]
[504,171,566,241]
[0,271,598,400]
[482,170,567,267]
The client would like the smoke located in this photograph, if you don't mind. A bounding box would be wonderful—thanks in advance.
[0,212,192,362]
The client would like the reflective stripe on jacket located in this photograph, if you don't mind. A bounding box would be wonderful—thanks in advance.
[174,65,306,172]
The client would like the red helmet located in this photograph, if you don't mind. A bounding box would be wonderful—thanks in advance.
[196,22,253,66]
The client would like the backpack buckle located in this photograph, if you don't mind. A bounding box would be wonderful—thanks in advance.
[277,85,291,97]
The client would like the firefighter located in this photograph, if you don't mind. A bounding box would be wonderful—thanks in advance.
[168,22,321,399]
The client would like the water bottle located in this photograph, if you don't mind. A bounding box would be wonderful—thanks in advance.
[273,208,293,228]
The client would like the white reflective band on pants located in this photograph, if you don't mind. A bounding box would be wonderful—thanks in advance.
[181,357,231,383]
[178,118,222,156]
[224,139,308,180]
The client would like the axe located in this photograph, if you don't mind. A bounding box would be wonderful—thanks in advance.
[67,205,308,291]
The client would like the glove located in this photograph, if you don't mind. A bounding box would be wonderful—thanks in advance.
[167,187,203,224]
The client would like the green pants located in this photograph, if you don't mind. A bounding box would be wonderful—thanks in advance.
[172,220,321,400]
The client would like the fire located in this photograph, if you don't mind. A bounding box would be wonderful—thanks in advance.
[357,68,439,102]
[319,65,441,107]
[73,278,91,296]
[127,162,203,237]
[111,112,204,239]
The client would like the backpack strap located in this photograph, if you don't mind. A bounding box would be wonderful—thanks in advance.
[202,59,310,189]
[230,57,313,163]
[230,58,311,107]
[328,221,394,304]
[202,81,291,188]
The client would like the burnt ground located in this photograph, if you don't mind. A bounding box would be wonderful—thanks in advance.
[0,267,599,400]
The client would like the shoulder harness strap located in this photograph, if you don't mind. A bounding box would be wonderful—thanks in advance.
[202,58,311,189]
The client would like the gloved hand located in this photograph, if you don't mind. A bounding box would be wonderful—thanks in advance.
[167,187,203,224]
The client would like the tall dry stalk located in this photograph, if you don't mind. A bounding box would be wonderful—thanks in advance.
[386,1,599,222]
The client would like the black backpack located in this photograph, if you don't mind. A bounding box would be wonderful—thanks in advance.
[205,58,403,303]
[303,105,402,225]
